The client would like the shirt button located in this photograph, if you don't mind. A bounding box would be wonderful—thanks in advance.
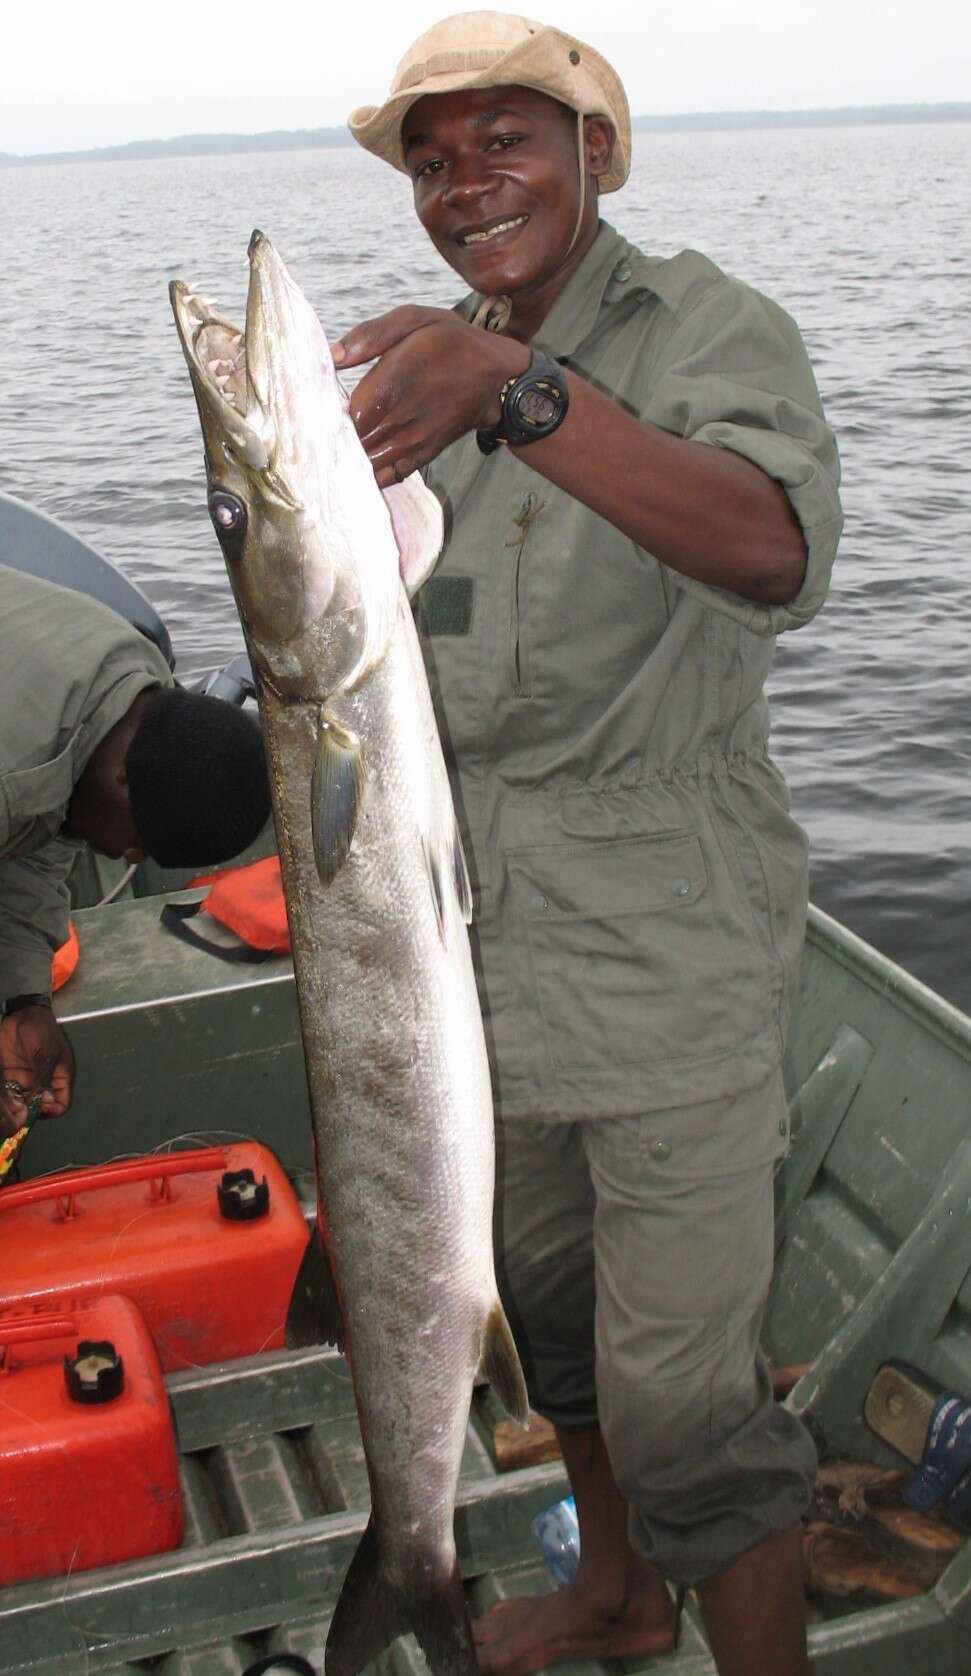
[650,1139,672,1162]
[673,879,691,898]
[779,1119,788,1137]
[530,893,549,912]
[612,261,632,283]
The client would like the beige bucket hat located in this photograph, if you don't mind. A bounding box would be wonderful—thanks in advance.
[349,10,631,193]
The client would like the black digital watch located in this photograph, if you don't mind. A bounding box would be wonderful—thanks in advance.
[476,351,570,455]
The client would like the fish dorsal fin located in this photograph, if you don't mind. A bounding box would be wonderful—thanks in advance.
[478,1300,530,1426]
[312,711,363,886]
[285,1221,347,1352]
[381,471,444,597]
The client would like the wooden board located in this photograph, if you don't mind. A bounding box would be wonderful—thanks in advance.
[493,1411,563,1473]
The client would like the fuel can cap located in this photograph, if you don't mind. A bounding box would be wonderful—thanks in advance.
[65,1340,125,1404]
[218,1167,270,1221]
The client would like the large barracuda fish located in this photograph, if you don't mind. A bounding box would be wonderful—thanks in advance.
[170,233,528,1676]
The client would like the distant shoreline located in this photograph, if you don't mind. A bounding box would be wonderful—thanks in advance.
[2,102,969,168]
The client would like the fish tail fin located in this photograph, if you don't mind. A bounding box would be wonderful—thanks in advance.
[326,1520,477,1676]
[285,1221,346,1352]
[479,1300,530,1427]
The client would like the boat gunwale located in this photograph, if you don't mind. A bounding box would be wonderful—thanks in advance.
[806,903,971,1064]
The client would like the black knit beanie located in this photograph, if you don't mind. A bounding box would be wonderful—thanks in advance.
[125,688,272,868]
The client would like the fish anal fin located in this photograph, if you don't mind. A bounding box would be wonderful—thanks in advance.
[312,712,362,886]
[285,1222,346,1352]
[479,1301,530,1427]
[327,1520,477,1676]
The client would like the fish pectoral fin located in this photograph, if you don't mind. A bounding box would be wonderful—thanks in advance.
[327,1519,478,1676]
[312,712,362,886]
[381,471,444,597]
[285,1222,346,1351]
[478,1301,531,1428]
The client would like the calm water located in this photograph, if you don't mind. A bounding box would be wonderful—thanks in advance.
[1,125,969,1010]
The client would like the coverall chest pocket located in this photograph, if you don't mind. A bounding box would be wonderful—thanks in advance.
[507,831,754,1074]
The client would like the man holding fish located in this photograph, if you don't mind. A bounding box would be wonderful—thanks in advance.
[335,11,842,1675]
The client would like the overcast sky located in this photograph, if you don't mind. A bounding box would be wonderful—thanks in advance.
[3,0,969,155]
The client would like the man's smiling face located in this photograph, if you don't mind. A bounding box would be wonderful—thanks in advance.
[402,86,609,322]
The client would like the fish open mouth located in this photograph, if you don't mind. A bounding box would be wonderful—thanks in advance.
[171,279,278,478]
[170,286,249,416]
[170,232,333,510]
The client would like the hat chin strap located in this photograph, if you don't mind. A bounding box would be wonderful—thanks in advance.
[569,109,588,260]
[472,111,586,336]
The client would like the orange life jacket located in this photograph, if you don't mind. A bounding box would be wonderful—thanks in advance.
[51,922,80,991]
[160,855,291,963]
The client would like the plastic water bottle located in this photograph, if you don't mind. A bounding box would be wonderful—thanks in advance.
[532,1494,580,1586]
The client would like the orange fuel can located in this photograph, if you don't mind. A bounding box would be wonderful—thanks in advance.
[0,1143,308,1371]
[0,1294,183,1585]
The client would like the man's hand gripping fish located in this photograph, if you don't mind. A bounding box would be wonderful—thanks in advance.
[170,232,528,1676]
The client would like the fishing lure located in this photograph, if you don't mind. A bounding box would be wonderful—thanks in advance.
[0,1089,43,1185]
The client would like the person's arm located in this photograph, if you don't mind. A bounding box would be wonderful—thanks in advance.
[0,841,78,1133]
[332,302,811,608]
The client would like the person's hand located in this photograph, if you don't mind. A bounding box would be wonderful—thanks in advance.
[332,306,530,488]
[0,1006,75,1135]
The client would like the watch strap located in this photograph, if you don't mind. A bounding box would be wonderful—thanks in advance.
[476,368,525,456]
[1,994,53,1018]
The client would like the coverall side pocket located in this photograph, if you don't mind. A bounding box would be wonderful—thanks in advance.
[507,831,759,1074]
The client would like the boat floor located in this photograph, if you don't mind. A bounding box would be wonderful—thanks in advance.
[3,1336,969,1676]
[11,902,971,1672]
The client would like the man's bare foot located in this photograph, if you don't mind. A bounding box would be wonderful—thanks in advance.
[472,1582,681,1676]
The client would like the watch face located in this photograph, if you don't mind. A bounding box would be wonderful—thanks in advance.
[517,386,558,426]
[499,358,568,449]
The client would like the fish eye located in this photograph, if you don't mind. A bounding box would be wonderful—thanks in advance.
[209,490,247,540]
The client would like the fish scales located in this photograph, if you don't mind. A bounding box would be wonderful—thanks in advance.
[262,624,494,1550]
[170,231,527,1676]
